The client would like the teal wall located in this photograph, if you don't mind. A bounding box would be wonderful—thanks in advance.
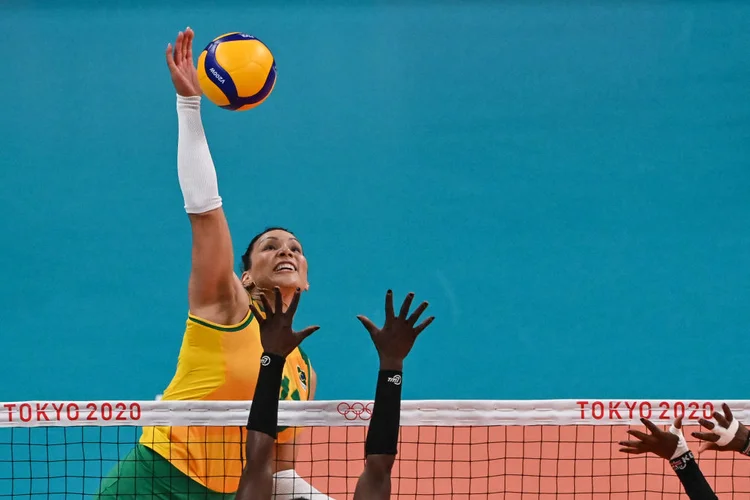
[1,2,749,402]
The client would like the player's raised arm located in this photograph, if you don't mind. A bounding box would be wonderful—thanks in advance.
[353,291,435,500]
[166,28,245,323]
[236,288,320,500]
[619,417,717,500]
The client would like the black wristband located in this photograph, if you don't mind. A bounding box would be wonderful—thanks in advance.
[246,352,285,439]
[364,370,402,456]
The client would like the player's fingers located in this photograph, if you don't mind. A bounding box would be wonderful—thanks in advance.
[691,431,720,443]
[619,440,646,448]
[356,315,379,338]
[626,430,651,442]
[286,288,302,317]
[296,325,320,343]
[406,301,429,326]
[385,290,394,321]
[259,292,273,316]
[619,448,647,455]
[165,43,177,70]
[184,26,194,63]
[714,411,730,429]
[174,31,184,65]
[674,416,683,429]
[413,316,435,336]
[399,293,415,319]
[698,418,716,430]
[273,286,283,314]
[248,302,263,324]
[641,418,661,435]
[723,403,734,423]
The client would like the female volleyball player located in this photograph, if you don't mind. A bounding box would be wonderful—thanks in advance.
[95,28,327,499]
[237,289,434,500]
[618,417,718,499]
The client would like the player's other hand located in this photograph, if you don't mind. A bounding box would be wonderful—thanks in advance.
[165,27,202,97]
[619,417,689,461]
[249,286,320,358]
[357,290,435,371]
[691,403,749,454]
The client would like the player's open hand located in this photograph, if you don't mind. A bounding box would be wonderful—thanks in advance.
[357,290,434,370]
[619,417,689,461]
[249,286,320,358]
[166,27,202,97]
[691,403,749,454]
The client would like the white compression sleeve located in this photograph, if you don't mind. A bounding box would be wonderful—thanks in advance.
[176,94,223,214]
[272,469,334,499]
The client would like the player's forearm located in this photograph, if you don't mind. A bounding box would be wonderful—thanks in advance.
[177,94,239,314]
[365,369,402,457]
[670,452,718,500]
[353,369,402,500]
[237,433,275,500]
[176,95,222,214]
[353,458,393,500]
[237,353,286,499]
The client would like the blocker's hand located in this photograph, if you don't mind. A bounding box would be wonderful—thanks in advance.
[166,27,202,97]
[357,290,434,370]
[692,403,749,454]
[619,417,689,461]
[249,287,320,358]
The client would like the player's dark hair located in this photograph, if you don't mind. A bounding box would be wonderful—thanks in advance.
[240,226,296,272]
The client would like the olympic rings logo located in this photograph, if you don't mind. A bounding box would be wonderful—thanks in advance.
[337,402,373,421]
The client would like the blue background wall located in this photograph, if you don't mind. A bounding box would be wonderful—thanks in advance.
[1,1,749,402]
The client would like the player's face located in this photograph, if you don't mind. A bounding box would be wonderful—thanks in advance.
[246,230,309,292]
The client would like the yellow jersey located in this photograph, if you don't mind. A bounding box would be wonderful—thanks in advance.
[139,304,314,493]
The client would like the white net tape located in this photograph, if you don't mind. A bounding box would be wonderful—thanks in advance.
[0,399,746,427]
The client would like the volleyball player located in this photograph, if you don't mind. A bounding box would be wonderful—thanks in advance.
[95,28,327,499]
[236,289,434,500]
[618,417,718,499]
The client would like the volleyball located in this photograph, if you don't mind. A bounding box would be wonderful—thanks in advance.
[196,32,277,111]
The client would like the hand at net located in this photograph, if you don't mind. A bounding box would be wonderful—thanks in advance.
[691,403,749,454]
[619,417,689,461]
[356,290,435,370]
[248,286,319,358]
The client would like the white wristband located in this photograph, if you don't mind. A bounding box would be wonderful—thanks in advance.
[711,418,739,447]
[669,423,691,460]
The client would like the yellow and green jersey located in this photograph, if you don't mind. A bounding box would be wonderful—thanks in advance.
[139,300,314,493]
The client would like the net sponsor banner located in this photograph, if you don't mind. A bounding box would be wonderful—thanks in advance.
[0,399,746,428]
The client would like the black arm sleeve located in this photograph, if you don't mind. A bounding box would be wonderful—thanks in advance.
[670,451,718,500]
[364,370,403,456]
[245,352,285,438]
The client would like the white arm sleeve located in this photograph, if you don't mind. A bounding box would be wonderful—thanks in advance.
[176,94,223,214]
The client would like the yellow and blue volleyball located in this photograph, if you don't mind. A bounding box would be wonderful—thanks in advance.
[197,32,277,111]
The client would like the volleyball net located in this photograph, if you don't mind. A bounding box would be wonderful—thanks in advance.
[1,399,749,499]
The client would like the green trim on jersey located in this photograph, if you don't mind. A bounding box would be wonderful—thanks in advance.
[188,311,255,332]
